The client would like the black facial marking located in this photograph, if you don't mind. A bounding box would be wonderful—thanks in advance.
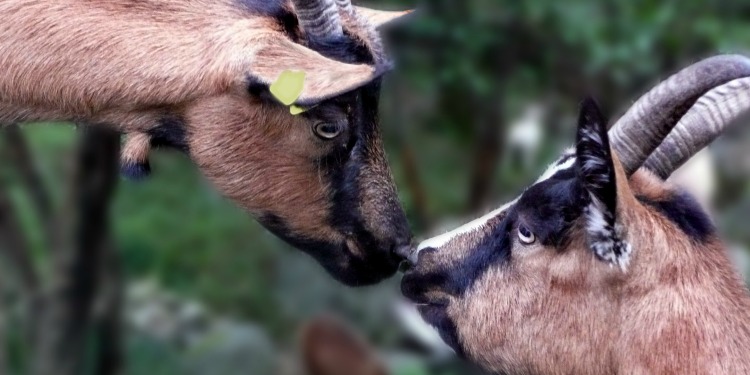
[258,212,397,286]
[148,116,188,153]
[418,304,465,357]
[451,216,514,292]
[637,191,715,243]
[517,174,584,247]
[247,75,270,98]
[402,214,514,306]
[325,81,400,254]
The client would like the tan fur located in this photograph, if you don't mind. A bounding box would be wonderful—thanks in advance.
[185,94,342,245]
[121,132,151,167]
[0,0,383,123]
[414,155,750,374]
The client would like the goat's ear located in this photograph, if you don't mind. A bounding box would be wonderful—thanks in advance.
[300,316,387,375]
[353,7,414,29]
[120,132,151,181]
[575,98,632,270]
[250,37,381,106]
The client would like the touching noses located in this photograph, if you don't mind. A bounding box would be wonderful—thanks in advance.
[398,244,434,268]
[394,242,418,264]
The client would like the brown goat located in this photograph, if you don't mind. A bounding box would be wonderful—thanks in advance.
[0,0,414,285]
[401,56,750,374]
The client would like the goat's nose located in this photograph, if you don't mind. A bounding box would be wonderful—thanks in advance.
[394,244,418,265]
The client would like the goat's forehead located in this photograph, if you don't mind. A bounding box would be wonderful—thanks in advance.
[418,150,577,251]
[417,198,518,251]
[538,148,576,182]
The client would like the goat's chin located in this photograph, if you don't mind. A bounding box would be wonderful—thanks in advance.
[256,217,401,286]
[394,299,455,357]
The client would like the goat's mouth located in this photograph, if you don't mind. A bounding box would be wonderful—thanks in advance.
[400,270,450,306]
[257,215,406,286]
[393,298,456,357]
[396,282,460,356]
[320,239,409,286]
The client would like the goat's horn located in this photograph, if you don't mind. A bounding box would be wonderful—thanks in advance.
[291,0,344,40]
[334,0,354,15]
[332,0,388,65]
[609,54,750,176]
[643,77,750,179]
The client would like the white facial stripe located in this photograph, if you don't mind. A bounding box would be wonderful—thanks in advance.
[417,198,519,251]
[536,149,576,183]
[417,150,577,253]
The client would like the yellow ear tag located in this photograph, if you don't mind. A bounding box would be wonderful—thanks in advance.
[270,70,306,105]
[289,105,307,115]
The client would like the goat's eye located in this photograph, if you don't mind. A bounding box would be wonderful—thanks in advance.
[313,122,344,140]
[518,225,536,245]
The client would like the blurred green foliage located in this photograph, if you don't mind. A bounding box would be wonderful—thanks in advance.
[4,1,750,374]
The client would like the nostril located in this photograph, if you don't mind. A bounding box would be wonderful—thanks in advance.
[393,244,418,265]
[413,246,437,264]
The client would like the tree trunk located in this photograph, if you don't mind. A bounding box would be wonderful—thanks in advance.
[32,127,120,375]
[0,127,43,357]
[0,284,7,375]
[93,240,124,375]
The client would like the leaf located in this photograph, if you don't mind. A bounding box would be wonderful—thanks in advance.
[270,70,306,106]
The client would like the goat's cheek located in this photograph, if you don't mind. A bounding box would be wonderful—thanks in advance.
[452,287,512,363]
[456,267,547,355]
[510,243,548,265]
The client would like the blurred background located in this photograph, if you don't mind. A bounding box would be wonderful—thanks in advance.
[2,0,750,374]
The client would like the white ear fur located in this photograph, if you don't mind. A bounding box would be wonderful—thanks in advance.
[577,98,631,270]
[584,196,632,270]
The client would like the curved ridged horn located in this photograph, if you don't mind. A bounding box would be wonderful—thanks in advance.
[332,0,387,65]
[643,77,750,179]
[334,0,354,15]
[609,55,750,176]
[291,0,344,40]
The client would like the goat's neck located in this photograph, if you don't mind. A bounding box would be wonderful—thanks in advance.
[616,228,750,373]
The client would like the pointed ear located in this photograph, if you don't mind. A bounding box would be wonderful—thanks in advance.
[300,316,387,375]
[120,132,152,180]
[353,6,414,29]
[576,98,632,269]
[251,36,382,106]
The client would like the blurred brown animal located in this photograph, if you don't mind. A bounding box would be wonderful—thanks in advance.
[401,56,750,374]
[300,315,388,375]
[0,0,414,285]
